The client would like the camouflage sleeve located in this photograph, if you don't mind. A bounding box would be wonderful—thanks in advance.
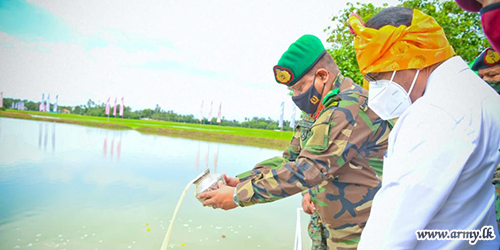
[236,130,301,182]
[282,129,301,161]
[235,106,360,207]
[493,163,500,185]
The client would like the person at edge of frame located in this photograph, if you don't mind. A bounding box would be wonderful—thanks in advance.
[455,0,500,52]
[347,6,500,249]
[469,47,500,233]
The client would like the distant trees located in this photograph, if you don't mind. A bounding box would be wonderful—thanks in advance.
[2,98,294,131]
[326,0,491,87]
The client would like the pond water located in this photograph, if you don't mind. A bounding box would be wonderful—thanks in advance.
[0,117,311,250]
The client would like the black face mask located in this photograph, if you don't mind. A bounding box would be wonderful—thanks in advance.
[292,74,326,114]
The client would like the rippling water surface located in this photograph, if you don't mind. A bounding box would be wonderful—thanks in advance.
[0,117,311,249]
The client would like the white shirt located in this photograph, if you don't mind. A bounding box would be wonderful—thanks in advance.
[358,56,500,250]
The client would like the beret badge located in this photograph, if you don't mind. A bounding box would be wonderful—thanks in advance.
[484,48,500,66]
[273,66,294,85]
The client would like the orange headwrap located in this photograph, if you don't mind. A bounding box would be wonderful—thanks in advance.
[348,9,455,75]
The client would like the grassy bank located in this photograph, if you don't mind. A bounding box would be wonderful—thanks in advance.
[0,110,293,149]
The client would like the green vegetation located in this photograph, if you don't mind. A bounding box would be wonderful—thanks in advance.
[2,97,295,131]
[0,110,293,150]
[326,0,494,90]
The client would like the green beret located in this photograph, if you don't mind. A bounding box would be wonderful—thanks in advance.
[274,35,326,86]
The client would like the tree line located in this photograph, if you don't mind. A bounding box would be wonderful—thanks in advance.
[1,98,295,131]
[326,0,499,93]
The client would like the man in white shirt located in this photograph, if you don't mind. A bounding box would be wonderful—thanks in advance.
[348,7,500,249]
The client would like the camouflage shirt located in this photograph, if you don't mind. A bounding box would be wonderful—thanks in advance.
[236,76,391,249]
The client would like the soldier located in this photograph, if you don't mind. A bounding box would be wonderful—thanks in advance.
[238,115,334,249]
[199,34,391,249]
[470,48,500,231]
[455,0,500,52]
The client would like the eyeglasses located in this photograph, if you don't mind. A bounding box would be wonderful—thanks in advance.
[364,72,379,82]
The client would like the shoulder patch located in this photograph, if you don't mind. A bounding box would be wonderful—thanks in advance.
[273,66,294,85]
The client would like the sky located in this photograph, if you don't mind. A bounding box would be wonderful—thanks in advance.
[0,0,399,121]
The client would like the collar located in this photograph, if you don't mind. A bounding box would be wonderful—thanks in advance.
[322,72,343,105]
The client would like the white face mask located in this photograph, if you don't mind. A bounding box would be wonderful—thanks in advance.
[368,70,420,120]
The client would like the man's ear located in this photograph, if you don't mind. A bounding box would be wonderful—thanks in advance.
[315,68,329,83]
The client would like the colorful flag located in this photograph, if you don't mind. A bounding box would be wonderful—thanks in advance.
[290,104,297,128]
[113,97,117,116]
[105,97,110,115]
[0,92,3,108]
[208,101,213,122]
[198,100,204,122]
[53,95,59,112]
[46,94,50,112]
[279,101,284,128]
[119,97,124,117]
[216,103,222,124]
[39,94,45,112]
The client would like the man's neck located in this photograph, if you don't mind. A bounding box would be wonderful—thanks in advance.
[322,70,341,98]
[331,70,342,90]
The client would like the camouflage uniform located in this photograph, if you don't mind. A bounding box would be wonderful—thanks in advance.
[493,164,500,229]
[236,75,391,249]
[239,114,331,249]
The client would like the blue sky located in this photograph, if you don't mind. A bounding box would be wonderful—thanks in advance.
[0,0,398,121]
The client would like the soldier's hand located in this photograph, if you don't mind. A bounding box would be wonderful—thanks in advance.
[223,174,240,187]
[479,65,500,82]
[199,181,238,210]
[302,192,315,215]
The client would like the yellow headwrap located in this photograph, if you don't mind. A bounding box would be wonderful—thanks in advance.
[348,9,455,75]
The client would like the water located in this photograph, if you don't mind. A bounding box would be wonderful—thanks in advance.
[0,117,311,249]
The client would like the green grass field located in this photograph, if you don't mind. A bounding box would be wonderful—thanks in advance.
[0,110,294,149]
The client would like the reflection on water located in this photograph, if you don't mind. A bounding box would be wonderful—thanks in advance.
[205,143,210,171]
[52,124,55,152]
[103,133,123,161]
[38,123,56,152]
[0,117,311,250]
[196,142,200,172]
[103,136,107,157]
[117,135,122,161]
[214,145,219,173]
[195,142,220,173]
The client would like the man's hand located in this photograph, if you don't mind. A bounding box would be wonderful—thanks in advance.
[479,65,500,83]
[198,181,238,210]
[223,174,240,187]
[302,192,316,215]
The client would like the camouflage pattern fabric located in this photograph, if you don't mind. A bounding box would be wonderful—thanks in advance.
[239,116,332,249]
[309,211,328,250]
[236,76,391,249]
[493,164,500,230]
